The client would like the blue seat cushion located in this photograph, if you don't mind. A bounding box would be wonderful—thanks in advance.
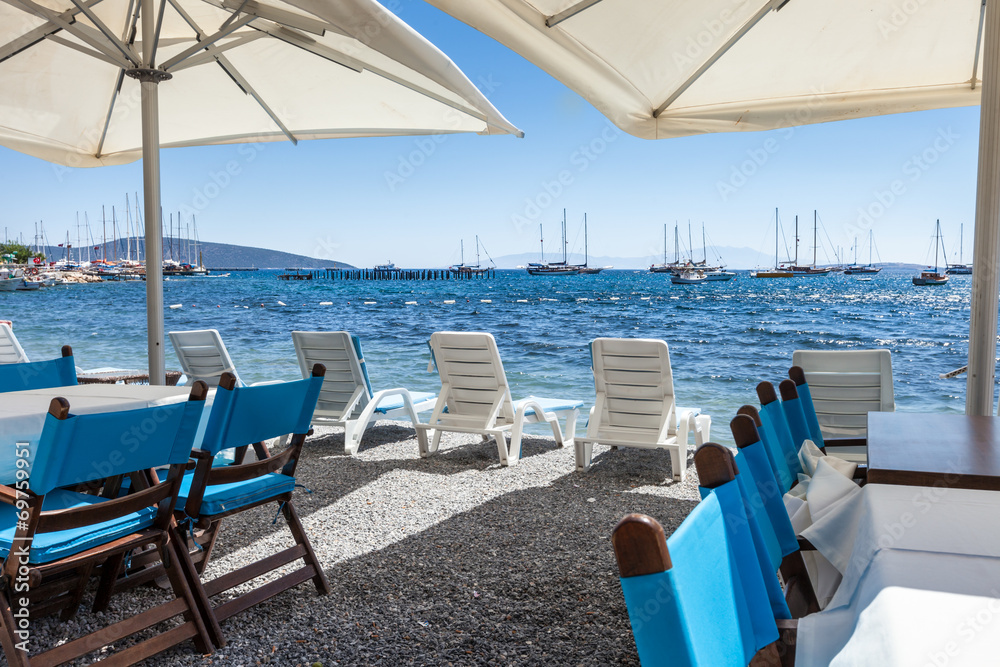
[0,489,156,565]
[372,391,437,414]
[177,470,296,516]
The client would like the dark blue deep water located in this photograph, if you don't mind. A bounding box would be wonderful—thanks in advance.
[0,269,977,443]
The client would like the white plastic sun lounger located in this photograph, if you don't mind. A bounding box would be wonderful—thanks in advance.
[169,329,259,387]
[292,331,437,454]
[414,331,583,466]
[574,338,710,482]
[0,323,29,364]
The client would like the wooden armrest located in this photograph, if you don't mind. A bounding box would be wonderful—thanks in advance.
[821,438,867,449]
[0,485,21,505]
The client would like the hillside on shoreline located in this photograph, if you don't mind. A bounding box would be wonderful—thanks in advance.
[34,238,354,270]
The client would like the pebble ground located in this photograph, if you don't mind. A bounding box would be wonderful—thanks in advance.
[27,423,703,666]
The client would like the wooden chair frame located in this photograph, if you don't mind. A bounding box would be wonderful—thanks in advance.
[0,385,215,666]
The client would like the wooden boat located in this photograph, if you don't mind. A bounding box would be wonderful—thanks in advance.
[527,211,581,275]
[450,237,494,276]
[913,220,949,286]
[574,214,610,274]
[782,212,832,276]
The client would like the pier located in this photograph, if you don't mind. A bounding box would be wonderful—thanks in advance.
[326,268,495,281]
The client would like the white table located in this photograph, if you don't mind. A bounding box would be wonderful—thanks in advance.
[0,384,208,483]
[796,484,1000,665]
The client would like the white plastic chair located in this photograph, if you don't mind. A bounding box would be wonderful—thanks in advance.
[291,331,437,454]
[415,331,582,466]
[0,323,29,364]
[574,338,710,482]
[791,349,894,440]
[169,329,247,387]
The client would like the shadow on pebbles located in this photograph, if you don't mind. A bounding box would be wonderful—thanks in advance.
[29,423,705,666]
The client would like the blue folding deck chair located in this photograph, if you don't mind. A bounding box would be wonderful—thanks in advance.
[0,345,76,393]
[172,365,327,645]
[291,331,437,454]
[0,383,214,666]
[611,501,791,667]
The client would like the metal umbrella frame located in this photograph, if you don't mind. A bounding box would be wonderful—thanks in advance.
[1,0,521,383]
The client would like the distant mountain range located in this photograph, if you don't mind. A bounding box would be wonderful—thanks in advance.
[35,238,354,270]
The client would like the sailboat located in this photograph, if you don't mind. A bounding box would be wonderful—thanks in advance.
[450,236,493,276]
[527,210,580,275]
[782,212,832,276]
[752,208,794,278]
[844,230,882,274]
[650,223,693,273]
[576,214,610,274]
[912,220,949,286]
[946,223,973,274]
[699,223,736,281]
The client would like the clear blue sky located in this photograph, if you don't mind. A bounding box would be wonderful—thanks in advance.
[0,1,984,268]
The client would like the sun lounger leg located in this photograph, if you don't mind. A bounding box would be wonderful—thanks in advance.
[559,408,578,448]
[423,428,442,456]
[575,438,593,471]
[695,414,711,446]
[491,429,511,465]
[669,445,687,483]
[343,419,363,455]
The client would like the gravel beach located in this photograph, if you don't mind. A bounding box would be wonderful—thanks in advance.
[28,423,704,666]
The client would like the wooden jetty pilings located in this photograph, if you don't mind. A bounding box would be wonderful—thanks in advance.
[325,268,495,281]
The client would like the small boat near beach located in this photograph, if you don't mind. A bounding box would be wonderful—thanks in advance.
[670,270,707,285]
[913,219,949,286]
[0,268,23,292]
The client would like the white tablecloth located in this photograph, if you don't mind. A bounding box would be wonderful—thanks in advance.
[0,384,208,483]
[803,483,1000,608]
[797,549,1000,666]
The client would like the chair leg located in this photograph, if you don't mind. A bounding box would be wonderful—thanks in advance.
[343,418,364,455]
[491,430,510,465]
[167,524,225,649]
[669,445,687,483]
[282,501,331,595]
[575,439,593,471]
[694,414,711,446]
[509,419,525,464]
[159,532,215,654]
[560,408,578,448]
[421,428,442,457]
[0,591,30,667]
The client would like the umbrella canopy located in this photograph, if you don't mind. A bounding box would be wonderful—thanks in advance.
[425,0,984,139]
[0,0,521,383]
[1,0,521,166]
[429,0,1000,416]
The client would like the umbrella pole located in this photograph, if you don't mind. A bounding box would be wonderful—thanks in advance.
[133,0,169,385]
[967,1,1000,416]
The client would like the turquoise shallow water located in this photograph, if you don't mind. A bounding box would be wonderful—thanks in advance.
[0,269,978,443]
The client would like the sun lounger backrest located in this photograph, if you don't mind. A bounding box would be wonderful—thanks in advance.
[292,331,372,420]
[169,329,242,387]
[0,323,28,364]
[429,332,513,426]
[591,338,677,441]
[791,349,894,438]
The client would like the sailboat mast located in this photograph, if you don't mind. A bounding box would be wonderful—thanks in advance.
[774,208,779,268]
[935,219,941,271]
[674,223,679,263]
[794,215,799,265]
[562,208,568,263]
[584,213,588,266]
[702,223,707,264]
[960,223,964,264]
[813,210,818,267]
[460,239,465,265]
[688,221,693,263]
[476,235,480,268]
[539,223,544,263]
[869,230,873,266]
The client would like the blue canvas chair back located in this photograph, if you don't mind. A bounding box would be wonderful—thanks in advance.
[613,498,778,667]
[695,443,791,624]
[0,346,76,394]
[778,379,813,450]
[757,382,805,478]
[737,405,795,493]
[788,366,825,447]
[729,415,799,559]
[31,396,205,494]
[201,374,323,456]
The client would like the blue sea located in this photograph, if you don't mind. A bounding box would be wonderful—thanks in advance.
[0,269,976,443]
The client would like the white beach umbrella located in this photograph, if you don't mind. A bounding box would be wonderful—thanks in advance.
[0,0,521,383]
[427,0,1000,415]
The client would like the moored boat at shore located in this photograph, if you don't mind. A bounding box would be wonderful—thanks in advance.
[913,220,949,286]
[527,211,581,276]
